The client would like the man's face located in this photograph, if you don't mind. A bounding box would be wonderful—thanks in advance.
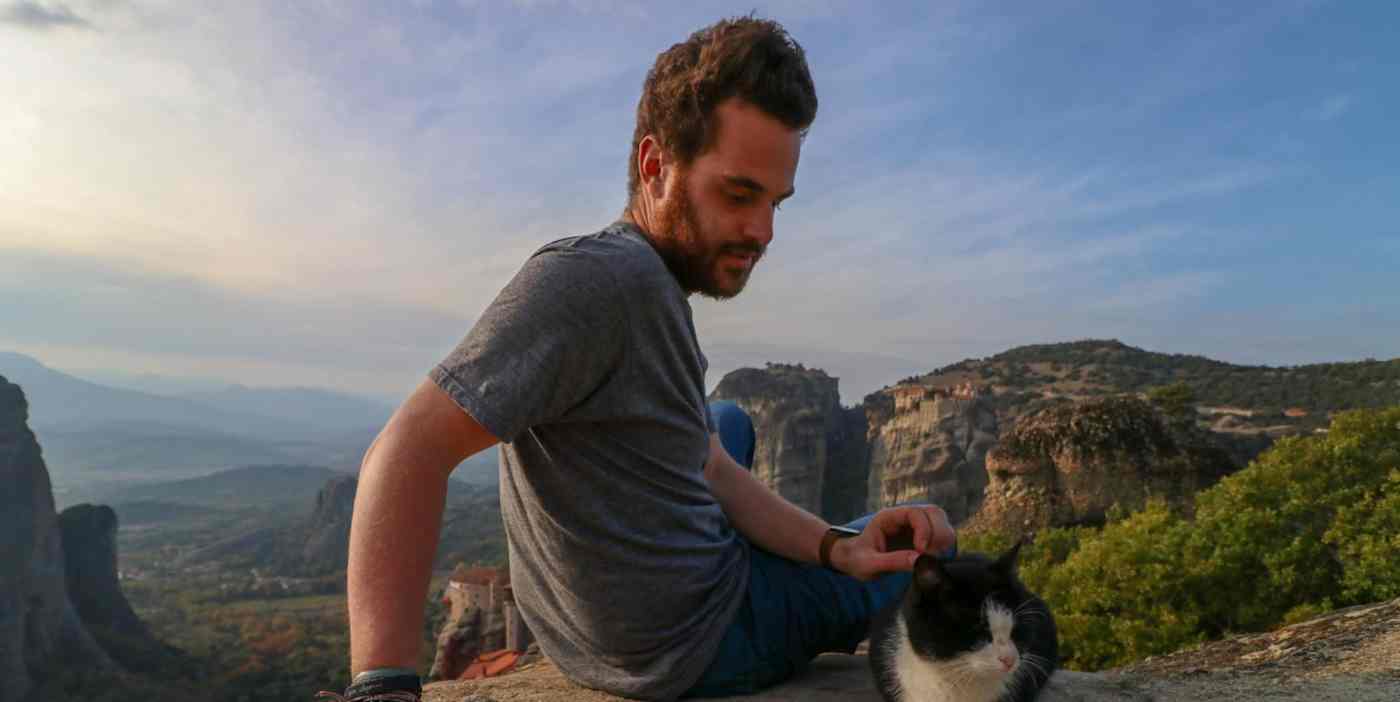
[654,98,801,299]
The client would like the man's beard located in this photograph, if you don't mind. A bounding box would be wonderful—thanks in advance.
[652,173,765,300]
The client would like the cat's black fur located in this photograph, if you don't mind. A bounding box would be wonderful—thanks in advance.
[868,542,1058,702]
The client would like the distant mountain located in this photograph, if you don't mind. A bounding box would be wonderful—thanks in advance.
[80,464,349,511]
[0,353,432,489]
[41,420,302,483]
[178,474,505,576]
[0,351,308,438]
[69,368,232,397]
[73,462,495,515]
[179,385,393,435]
[900,339,1400,424]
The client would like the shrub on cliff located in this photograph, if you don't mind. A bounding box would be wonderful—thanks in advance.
[964,405,1400,670]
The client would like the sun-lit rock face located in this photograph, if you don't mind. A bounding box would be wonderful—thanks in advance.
[968,397,1238,534]
[709,367,998,526]
[0,376,111,702]
[863,383,1000,525]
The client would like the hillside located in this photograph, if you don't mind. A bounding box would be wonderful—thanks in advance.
[897,339,1400,428]
[65,464,347,512]
[0,352,305,437]
[0,352,459,489]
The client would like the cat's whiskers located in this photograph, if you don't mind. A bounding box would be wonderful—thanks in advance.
[1019,653,1053,681]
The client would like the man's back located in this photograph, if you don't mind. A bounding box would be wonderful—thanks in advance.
[430,222,750,700]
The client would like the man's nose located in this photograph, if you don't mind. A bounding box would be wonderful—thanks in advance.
[745,207,774,249]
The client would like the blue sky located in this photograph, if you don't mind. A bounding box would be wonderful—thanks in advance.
[2,0,1397,405]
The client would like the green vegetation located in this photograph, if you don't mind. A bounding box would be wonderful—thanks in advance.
[40,482,507,701]
[1147,381,1197,426]
[922,339,1400,417]
[965,405,1400,670]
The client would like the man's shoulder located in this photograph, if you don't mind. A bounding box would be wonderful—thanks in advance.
[531,222,675,294]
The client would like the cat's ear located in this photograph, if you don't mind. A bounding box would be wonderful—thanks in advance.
[992,538,1025,574]
[913,554,948,594]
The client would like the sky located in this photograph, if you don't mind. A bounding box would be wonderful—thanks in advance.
[2,0,1398,406]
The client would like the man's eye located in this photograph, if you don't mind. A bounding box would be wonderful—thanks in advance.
[727,193,751,205]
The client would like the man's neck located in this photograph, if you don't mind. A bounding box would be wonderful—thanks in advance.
[622,200,660,243]
[620,206,692,297]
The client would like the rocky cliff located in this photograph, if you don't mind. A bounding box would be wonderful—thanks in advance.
[58,503,179,673]
[178,475,358,576]
[296,475,357,574]
[0,376,112,702]
[708,364,1267,532]
[967,397,1238,534]
[863,383,999,524]
[709,367,998,525]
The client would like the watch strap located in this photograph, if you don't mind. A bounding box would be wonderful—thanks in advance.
[820,527,855,570]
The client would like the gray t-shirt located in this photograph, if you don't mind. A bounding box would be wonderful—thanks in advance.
[430,222,749,700]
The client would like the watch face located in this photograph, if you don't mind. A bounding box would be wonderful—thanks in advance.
[830,526,861,537]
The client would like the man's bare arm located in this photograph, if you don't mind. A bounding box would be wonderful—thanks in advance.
[348,378,499,676]
[702,434,955,581]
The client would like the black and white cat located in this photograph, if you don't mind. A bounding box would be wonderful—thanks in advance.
[869,542,1058,702]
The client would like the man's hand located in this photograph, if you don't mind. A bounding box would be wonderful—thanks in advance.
[829,505,956,581]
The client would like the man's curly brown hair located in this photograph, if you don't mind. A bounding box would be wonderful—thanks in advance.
[626,16,818,204]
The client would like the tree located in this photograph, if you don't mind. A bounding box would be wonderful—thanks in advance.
[1147,381,1196,425]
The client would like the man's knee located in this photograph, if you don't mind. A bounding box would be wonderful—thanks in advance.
[707,400,756,469]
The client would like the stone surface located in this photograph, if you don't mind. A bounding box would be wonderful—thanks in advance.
[0,376,111,702]
[423,654,1154,701]
[423,599,1400,701]
[967,397,1237,534]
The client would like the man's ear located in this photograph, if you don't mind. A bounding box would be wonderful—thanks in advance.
[637,135,670,201]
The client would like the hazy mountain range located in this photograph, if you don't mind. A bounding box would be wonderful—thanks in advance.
[0,351,497,493]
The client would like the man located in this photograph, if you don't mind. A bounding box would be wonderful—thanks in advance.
[331,16,955,702]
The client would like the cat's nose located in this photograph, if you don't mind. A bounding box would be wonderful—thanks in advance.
[998,653,1016,671]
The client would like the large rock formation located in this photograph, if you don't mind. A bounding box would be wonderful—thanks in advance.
[0,376,112,702]
[295,474,357,574]
[709,368,1000,525]
[863,383,999,524]
[58,503,178,673]
[967,397,1238,534]
[710,365,869,522]
[178,475,358,576]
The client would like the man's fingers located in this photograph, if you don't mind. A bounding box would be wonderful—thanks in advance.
[909,508,931,552]
[865,549,920,577]
[921,506,955,553]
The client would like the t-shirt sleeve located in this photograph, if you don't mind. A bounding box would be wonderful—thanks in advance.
[429,247,626,443]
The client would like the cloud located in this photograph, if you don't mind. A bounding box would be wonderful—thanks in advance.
[0,246,475,397]
[3,0,1391,403]
[0,1,89,29]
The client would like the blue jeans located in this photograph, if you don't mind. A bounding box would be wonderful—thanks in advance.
[685,402,956,697]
